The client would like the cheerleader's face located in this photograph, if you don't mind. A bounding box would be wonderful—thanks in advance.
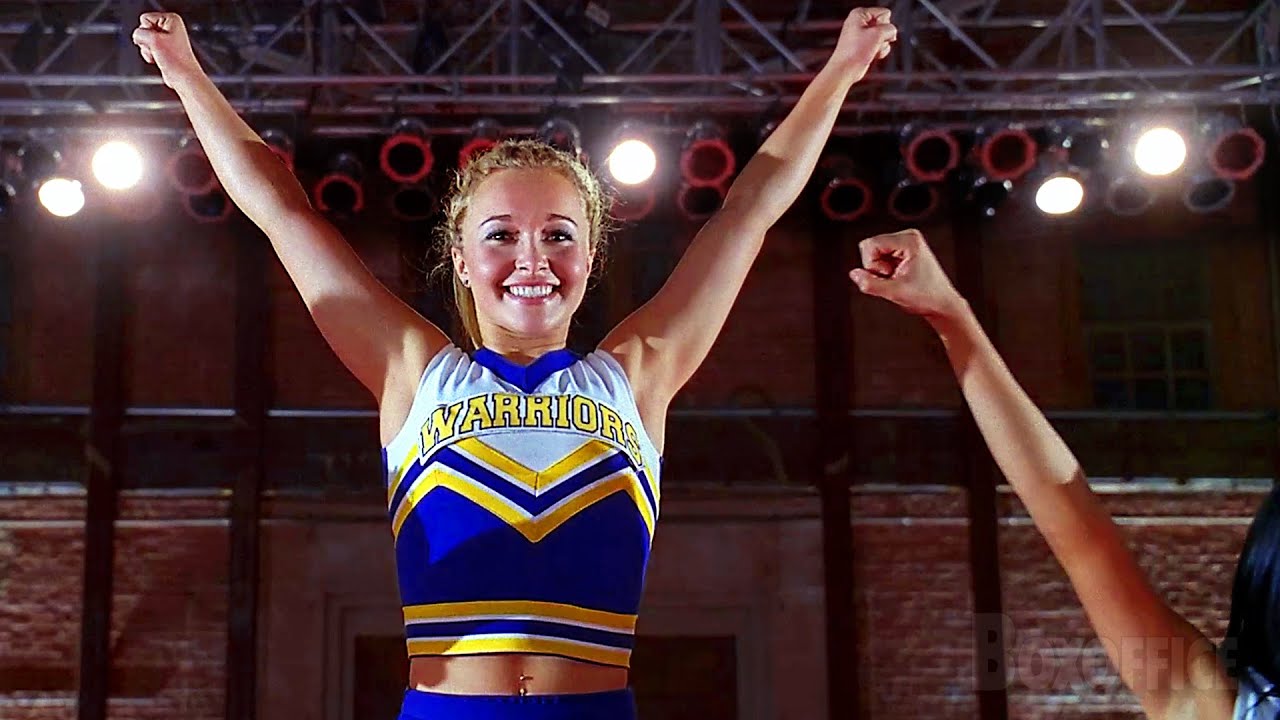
[453,168,594,347]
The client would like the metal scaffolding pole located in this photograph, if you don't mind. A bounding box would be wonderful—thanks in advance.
[0,0,1271,125]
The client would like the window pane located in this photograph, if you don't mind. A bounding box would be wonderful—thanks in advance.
[1093,379,1130,409]
[1170,329,1208,372]
[1134,378,1170,410]
[1174,377,1211,410]
[1129,331,1166,373]
[1088,332,1127,373]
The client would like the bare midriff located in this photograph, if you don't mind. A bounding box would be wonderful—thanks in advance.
[409,654,629,696]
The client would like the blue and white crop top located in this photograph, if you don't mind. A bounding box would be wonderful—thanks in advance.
[1237,667,1280,719]
[381,345,661,668]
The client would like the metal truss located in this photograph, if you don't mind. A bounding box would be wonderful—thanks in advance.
[0,0,1276,134]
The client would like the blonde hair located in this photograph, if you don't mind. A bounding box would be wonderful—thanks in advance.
[435,139,611,349]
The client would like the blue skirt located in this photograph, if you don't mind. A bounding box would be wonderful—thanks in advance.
[397,687,637,720]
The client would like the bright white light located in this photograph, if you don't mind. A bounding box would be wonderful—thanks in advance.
[1035,174,1085,215]
[607,139,657,185]
[92,140,144,190]
[1133,126,1187,176]
[38,178,86,217]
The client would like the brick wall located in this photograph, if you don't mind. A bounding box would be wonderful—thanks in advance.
[0,486,1261,720]
[0,495,229,720]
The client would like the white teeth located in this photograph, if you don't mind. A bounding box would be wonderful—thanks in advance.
[506,285,555,298]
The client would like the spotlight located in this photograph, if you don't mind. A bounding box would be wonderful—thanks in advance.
[17,140,61,189]
[816,155,873,222]
[900,125,960,183]
[887,178,941,223]
[1131,124,1187,176]
[390,184,437,222]
[679,120,736,188]
[537,116,583,158]
[1034,173,1085,215]
[458,119,502,169]
[183,188,233,224]
[676,182,726,222]
[1029,151,1090,215]
[0,181,15,218]
[313,153,364,215]
[966,175,1013,218]
[167,135,218,195]
[1047,121,1109,170]
[261,128,296,174]
[607,127,657,186]
[1104,175,1155,216]
[379,118,434,184]
[1183,171,1235,214]
[611,183,656,223]
[38,177,85,218]
[1200,116,1265,181]
[92,140,144,191]
[974,124,1038,182]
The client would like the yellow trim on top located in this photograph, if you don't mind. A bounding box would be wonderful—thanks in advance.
[406,635,631,668]
[403,600,637,632]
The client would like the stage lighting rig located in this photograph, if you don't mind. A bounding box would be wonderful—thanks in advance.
[606,125,658,186]
[816,155,873,223]
[459,119,503,169]
[679,121,737,189]
[313,152,365,215]
[675,182,726,222]
[379,119,434,185]
[900,125,960,183]
[167,135,218,195]
[973,124,1038,182]
[538,117,584,159]
[1104,175,1155,217]
[1199,115,1265,181]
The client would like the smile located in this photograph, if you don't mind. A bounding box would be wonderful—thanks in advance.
[505,285,557,300]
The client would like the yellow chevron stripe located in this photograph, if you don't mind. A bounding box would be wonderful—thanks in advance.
[403,600,637,632]
[391,466,525,539]
[406,636,631,668]
[391,466,655,543]
[451,438,537,490]
[538,440,618,490]
[534,472,655,542]
[452,437,615,493]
